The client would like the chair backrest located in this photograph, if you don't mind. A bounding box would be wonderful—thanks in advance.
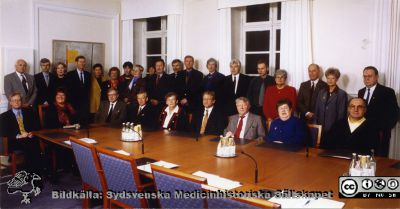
[69,137,106,192]
[151,165,207,208]
[0,137,8,155]
[38,104,47,129]
[207,196,281,209]
[307,124,322,148]
[96,147,146,208]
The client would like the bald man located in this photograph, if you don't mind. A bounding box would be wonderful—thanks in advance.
[4,59,37,108]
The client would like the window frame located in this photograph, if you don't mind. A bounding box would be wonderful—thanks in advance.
[143,16,167,69]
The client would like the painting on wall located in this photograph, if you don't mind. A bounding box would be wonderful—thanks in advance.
[52,40,105,72]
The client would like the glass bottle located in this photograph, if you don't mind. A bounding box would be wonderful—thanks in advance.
[349,153,357,176]
[370,149,376,174]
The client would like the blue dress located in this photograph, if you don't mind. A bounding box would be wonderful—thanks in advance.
[267,116,306,145]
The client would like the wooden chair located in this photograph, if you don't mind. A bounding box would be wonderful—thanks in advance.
[307,124,322,148]
[151,165,207,208]
[0,137,18,176]
[96,147,152,208]
[69,137,109,209]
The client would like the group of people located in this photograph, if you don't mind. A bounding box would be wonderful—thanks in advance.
[1,54,399,174]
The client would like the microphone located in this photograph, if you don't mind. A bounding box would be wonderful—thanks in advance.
[241,151,258,184]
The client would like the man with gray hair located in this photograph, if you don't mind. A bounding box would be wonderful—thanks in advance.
[224,97,265,140]
[221,59,251,116]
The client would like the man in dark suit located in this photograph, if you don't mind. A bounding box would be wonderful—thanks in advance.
[34,58,56,106]
[201,58,225,101]
[146,59,172,113]
[221,59,251,116]
[65,55,91,125]
[176,55,204,114]
[128,91,159,130]
[297,64,327,122]
[357,66,399,157]
[322,98,379,155]
[191,91,226,135]
[0,93,42,173]
[246,59,275,116]
[4,59,37,108]
[224,97,265,140]
[170,59,183,96]
[95,88,127,125]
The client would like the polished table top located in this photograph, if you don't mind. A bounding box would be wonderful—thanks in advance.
[34,125,400,208]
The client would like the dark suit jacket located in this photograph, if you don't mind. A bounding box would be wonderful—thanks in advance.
[44,103,78,129]
[120,77,146,105]
[94,101,127,125]
[191,106,227,135]
[159,106,189,131]
[358,84,399,131]
[65,70,91,108]
[34,72,57,105]
[175,69,204,112]
[201,71,225,100]
[297,80,327,117]
[221,74,251,116]
[0,108,38,151]
[314,87,348,134]
[128,103,159,130]
[322,118,379,155]
[246,75,275,109]
[147,73,172,107]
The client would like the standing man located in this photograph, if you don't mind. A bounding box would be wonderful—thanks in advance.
[95,88,127,125]
[65,55,91,125]
[247,59,275,116]
[358,66,399,156]
[297,64,327,122]
[221,59,251,116]
[4,59,37,108]
[147,59,172,113]
[170,59,183,95]
[201,58,225,101]
[34,58,56,106]
[176,55,204,114]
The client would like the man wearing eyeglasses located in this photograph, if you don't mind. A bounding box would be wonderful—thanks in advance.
[321,97,379,155]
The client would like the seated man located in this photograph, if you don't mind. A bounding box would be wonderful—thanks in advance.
[128,91,159,130]
[94,88,127,125]
[159,92,189,131]
[0,93,42,173]
[321,98,379,154]
[267,99,306,145]
[191,91,226,135]
[224,97,265,140]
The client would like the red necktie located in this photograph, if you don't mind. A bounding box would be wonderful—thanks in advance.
[234,115,245,138]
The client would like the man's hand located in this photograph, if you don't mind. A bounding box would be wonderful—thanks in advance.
[225,131,233,138]
[27,132,34,138]
[19,132,29,138]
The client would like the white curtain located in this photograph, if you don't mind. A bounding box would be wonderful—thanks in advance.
[217,8,232,75]
[167,14,183,71]
[280,0,312,88]
[121,19,134,64]
[372,0,400,160]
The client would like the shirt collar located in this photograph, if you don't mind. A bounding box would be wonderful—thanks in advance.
[204,106,214,114]
[239,112,249,118]
[166,105,179,115]
[367,83,377,91]
[12,108,21,115]
[311,78,319,85]
[348,117,366,125]
[16,72,24,77]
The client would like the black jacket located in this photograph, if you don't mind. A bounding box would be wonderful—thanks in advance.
[191,106,227,135]
[34,72,57,105]
[221,74,251,116]
[128,103,159,130]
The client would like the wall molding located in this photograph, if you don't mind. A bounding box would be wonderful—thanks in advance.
[32,2,120,72]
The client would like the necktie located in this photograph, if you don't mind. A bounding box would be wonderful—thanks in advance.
[45,74,49,87]
[234,115,245,138]
[366,88,370,104]
[185,71,190,84]
[106,103,114,123]
[156,75,160,86]
[21,75,28,93]
[80,71,84,85]
[138,106,143,115]
[259,81,265,107]
[200,109,209,134]
[308,81,315,109]
[233,76,237,94]
[17,111,26,134]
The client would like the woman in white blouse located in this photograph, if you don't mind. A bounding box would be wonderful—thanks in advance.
[159,92,189,131]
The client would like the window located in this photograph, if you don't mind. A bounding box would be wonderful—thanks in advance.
[145,16,167,69]
[233,3,281,75]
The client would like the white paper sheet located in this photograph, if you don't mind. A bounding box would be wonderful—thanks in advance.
[114,150,130,156]
[79,138,97,144]
[137,161,179,173]
[63,140,71,145]
[269,197,345,208]
[192,171,242,190]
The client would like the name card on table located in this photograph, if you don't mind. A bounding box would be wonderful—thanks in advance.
[192,171,242,190]
[137,161,179,173]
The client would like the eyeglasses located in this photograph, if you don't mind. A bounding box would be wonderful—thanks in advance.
[349,105,365,109]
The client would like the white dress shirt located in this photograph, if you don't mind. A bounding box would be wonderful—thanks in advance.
[108,101,117,113]
[203,106,214,119]
[16,72,29,89]
[363,84,377,104]
[232,74,239,94]
[236,112,249,139]
[163,105,179,128]
[77,69,85,83]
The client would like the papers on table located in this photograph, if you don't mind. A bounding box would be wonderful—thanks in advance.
[192,171,242,190]
[137,160,179,173]
[63,138,97,145]
[114,150,130,156]
[269,197,345,208]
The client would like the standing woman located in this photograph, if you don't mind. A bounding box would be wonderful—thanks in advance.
[101,67,121,101]
[121,64,146,105]
[89,63,104,120]
[314,68,348,139]
[53,62,67,89]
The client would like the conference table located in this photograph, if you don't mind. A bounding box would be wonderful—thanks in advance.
[34,125,400,208]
